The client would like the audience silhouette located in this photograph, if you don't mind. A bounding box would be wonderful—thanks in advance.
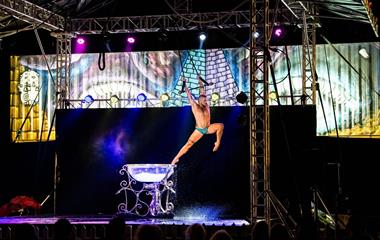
[105,215,128,240]
[269,223,291,240]
[251,220,269,240]
[209,229,233,240]
[14,223,38,240]
[133,224,163,240]
[53,218,78,240]
[185,223,207,240]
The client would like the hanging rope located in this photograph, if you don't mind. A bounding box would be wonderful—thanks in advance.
[98,51,106,71]
[98,17,111,71]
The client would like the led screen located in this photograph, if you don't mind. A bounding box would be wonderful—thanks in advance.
[9,43,380,142]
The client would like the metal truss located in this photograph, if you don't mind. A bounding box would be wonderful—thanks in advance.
[250,0,270,224]
[301,7,317,105]
[281,0,318,105]
[362,0,379,37]
[250,0,317,232]
[0,0,65,32]
[69,11,251,34]
[68,8,300,35]
[52,32,72,109]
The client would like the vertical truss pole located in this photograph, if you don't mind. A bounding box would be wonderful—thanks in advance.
[250,0,270,223]
[301,4,317,105]
[53,32,72,109]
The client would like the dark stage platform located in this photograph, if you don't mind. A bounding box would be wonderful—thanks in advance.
[0,215,251,240]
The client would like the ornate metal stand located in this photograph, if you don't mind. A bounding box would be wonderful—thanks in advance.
[116,164,176,217]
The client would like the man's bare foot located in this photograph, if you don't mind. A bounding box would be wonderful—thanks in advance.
[171,158,179,164]
[213,142,220,152]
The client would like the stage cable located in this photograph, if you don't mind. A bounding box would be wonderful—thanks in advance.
[34,28,58,206]
[324,44,343,239]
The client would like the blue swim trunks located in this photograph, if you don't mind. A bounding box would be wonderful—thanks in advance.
[195,127,208,135]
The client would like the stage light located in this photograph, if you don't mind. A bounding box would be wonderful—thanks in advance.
[83,95,94,104]
[253,31,260,39]
[199,32,207,41]
[76,37,85,45]
[269,91,277,100]
[110,95,120,104]
[274,27,283,37]
[136,93,147,102]
[160,93,170,102]
[359,48,369,59]
[127,36,135,44]
[74,36,87,53]
[211,92,220,102]
[158,30,168,43]
[236,92,248,104]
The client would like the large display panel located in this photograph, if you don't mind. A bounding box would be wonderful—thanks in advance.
[55,106,250,218]
[10,43,380,142]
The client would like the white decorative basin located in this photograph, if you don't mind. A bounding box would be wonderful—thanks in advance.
[127,164,175,183]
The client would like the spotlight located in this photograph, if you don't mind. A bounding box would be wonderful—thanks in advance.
[83,95,94,104]
[199,32,207,41]
[269,91,277,100]
[253,31,260,38]
[136,93,147,102]
[274,28,283,37]
[127,36,135,44]
[211,92,220,102]
[236,92,248,104]
[160,93,170,102]
[110,95,120,104]
[359,48,369,59]
[76,37,85,45]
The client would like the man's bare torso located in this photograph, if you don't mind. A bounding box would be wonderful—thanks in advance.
[192,103,210,128]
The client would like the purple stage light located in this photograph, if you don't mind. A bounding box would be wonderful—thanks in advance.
[127,36,135,44]
[274,28,283,37]
[77,37,85,45]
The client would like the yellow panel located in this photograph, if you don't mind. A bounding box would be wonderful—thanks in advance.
[21,132,28,141]
[12,118,22,130]
[13,69,19,81]
[42,131,55,141]
[10,81,18,94]
[27,132,38,140]
[10,94,20,106]
[32,105,40,114]
[11,132,18,141]
[10,106,19,118]
[19,117,31,131]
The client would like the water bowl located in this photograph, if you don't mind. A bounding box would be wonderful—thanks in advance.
[127,164,175,183]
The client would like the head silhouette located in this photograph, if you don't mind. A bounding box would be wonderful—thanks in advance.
[185,223,207,240]
[133,224,163,240]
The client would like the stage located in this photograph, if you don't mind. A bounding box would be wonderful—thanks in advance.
[0,215,251,240]
[0,215,250,226]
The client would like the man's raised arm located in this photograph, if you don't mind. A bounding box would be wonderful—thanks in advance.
[183,78,196,105]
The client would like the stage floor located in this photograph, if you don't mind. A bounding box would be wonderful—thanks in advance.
[0,215,250,226]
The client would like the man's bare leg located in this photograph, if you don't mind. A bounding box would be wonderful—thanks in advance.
[207,123,224,152]
[171,130,203,164]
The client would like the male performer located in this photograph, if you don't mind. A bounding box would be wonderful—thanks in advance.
[171,75,224,164]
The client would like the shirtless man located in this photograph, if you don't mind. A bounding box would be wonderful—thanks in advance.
[171,75,224,164]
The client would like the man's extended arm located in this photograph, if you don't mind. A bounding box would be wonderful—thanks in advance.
[184,78,196,105]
